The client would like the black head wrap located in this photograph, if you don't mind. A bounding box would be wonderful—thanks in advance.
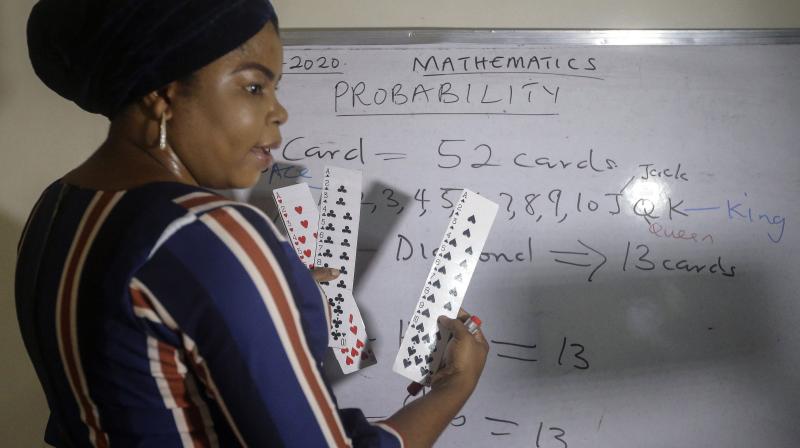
[27,0,278,118]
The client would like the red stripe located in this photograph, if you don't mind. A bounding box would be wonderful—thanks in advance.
[177,195,225,209]
[157,342,211,447]
[59,192,115,447]
[208,208,349,448]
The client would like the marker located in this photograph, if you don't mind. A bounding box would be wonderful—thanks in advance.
[407,315,482,396]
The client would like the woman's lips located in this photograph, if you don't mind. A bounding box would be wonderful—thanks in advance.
[250,145,273,167]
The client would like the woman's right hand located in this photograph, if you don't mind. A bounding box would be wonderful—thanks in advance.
[429,309,489,392]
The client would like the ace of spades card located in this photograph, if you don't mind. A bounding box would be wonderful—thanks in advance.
[393,189,498,385]
[315,166,376,373]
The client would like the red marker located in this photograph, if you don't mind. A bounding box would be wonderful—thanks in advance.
[407,315,482,396]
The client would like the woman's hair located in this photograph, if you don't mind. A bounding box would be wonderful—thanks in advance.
[27,0,279,118]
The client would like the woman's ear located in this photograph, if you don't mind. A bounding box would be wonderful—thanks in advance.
[140,82,180,121]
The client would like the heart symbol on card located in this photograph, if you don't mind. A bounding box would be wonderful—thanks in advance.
[468,215,476,224]
[356,339,365,349]
[298,235,307,244]
[350,348,359,357]
[350,325,358,335]
[277,197,283,203]
[283,213,288,218]
[349,314,354,323]
[341,348,348,354]
[294,206,303,214]
[313,232,318,238]
[346,357,354,365]
[300,220,309,228]
[303,249,312,257]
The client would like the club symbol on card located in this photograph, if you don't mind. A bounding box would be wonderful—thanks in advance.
[341,238,351,247]
[332,318,342,328]
[343,212,353,221]
[336,197,345,206]
[454,273,463,282]
[339,252,350,261]
[334,305,343,315]
[459,259,468,269]
[337,185,347,193]
[334,293,344,303]
[443,302,453,311]
[468,215,476,224]
[411,334,420,344]
[437,266,446,274]
[331,330,342,340]
[342,226,352,234]
[322,249,333,258]
[339,266,348,275]
[294,206,303,214]
[408,346,416,356]
[326,210,337,218]
[324,236,334,244]
[463,229,471,238]
[425,294,436,303]
[443,252,452,260]
[449,288,458,296]
[465,247,474,255]
[325,223,335,231]
[300,220,309,228]
[403,358,412,368]
[336,280,346,288]
[448,238,457,247]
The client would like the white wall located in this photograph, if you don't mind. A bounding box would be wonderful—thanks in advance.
[1,0,798,445]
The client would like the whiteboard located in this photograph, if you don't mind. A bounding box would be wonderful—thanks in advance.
[244,30,800,447]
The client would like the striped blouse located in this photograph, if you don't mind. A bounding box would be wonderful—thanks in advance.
[15,181,403,447]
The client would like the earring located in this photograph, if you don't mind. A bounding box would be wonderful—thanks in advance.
[159,112,167,150]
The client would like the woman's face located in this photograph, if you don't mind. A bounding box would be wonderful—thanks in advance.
[168,22,287,189]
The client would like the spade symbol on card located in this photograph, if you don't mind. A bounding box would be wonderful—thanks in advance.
[465,247,474,255]
[408,346,416,356]
[343,212,353,221]
[337,185,347,193]
[411,334,420,344]
[463,229,471,238]
[421,308,431,318]
[444,302,453,311]
[336,197,345,206]
[342,226,352,234]
[454,273,463,282]
[426,355,434,364]
[449,288,458,297]
[443,252,452,260]
[468,215,476,224]
[431,280,441,289]
[422,333,431,343]
[448,238,457,247]
[415,322,425,332]
[426,294,436,303]
[437,266,446,275]
[420,366,429,376]
[414,355,423,365]
[403,358,412,368]
[459,259,468,269]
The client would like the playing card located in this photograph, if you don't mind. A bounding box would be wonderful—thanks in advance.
[393,189,498,385]
[272,183,319,270]
[315,166,375,372]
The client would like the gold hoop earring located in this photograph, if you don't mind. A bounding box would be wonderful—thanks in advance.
[159,112,167,150]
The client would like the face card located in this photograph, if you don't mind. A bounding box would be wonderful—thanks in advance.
[393,189,498,385]
[272,183,319,270]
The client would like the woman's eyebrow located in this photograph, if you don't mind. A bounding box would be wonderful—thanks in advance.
[233,62,276,81]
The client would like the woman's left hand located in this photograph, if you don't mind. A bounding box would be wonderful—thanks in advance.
[311,267,340,283]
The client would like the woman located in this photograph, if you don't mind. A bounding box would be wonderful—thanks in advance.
[17,1,488,447]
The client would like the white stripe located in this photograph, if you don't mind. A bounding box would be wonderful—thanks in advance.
[185,199,241,216]
[174,192,214,204]
[374,422,405,448]
[133,306,162,324]
[150,213,197,258]
[148,337,179,410]
[204,207,350,446]
[131,279,219,447]
[56,191,123,446]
